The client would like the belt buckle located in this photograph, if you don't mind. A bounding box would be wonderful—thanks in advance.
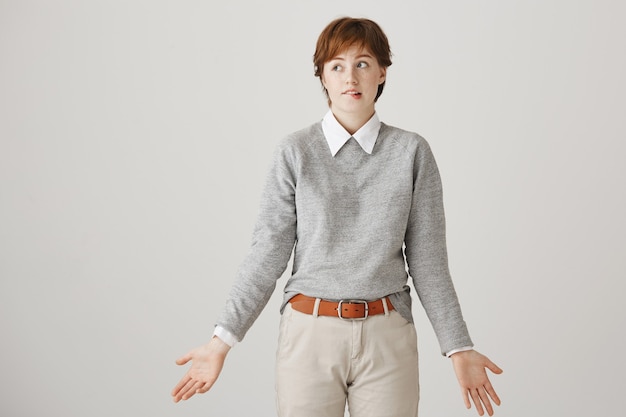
[337,299,368,320]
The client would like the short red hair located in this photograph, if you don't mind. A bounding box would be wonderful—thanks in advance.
[313,17,393,104]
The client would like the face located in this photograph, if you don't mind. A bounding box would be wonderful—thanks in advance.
[321,45,386,122]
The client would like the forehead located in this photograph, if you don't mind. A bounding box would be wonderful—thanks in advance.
[328,44,374,60]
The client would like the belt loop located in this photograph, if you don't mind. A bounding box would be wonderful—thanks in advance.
[312,298,321,318]
[382,297,389,316]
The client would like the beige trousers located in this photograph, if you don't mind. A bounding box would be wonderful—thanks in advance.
[275,303,419,417]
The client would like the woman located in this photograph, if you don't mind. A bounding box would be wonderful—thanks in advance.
[172,17,502,417]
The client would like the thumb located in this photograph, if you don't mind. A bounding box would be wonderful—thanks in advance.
[175,352,192,366]
[486,358,503,374]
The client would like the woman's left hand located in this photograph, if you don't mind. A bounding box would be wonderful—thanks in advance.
[450,349,503,416]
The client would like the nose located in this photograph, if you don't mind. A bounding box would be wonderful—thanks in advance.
[345,66,358,84]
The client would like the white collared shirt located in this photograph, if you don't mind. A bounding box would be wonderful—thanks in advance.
[322,110,381,156]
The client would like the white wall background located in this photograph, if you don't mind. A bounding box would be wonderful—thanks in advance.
[1,1,625,416]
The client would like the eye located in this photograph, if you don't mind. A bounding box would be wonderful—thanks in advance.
[331,64,343,71]
[356,61,369,69]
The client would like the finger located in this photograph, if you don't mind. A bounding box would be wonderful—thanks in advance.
[196,376,218,394]
[179,379,203,401]
[196,381,210,394]
[478,387,494,416]
[484,380,501,406]
[470,389,485,416]
[174,378,198,402]
[171,375,191,398]
[183,382,203,400]
[462,388,471,410]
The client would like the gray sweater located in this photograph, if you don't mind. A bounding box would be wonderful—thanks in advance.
[216,120,473,355]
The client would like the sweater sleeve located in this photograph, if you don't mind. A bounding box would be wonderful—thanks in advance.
[403,138,473,355]
[215,140,298,341]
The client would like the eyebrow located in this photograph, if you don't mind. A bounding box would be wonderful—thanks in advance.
[330,54,374,61]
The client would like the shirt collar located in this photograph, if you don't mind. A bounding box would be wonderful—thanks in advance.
[322,110,381,156]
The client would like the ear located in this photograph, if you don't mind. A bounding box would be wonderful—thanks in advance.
[379,67,387,84]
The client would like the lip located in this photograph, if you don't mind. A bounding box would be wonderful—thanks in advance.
[342,89,362,97]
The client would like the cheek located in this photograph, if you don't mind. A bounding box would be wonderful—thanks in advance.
[321,75,332,91]
[322,76,339,92]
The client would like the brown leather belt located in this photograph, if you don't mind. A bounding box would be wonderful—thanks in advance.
[288,294,394,320]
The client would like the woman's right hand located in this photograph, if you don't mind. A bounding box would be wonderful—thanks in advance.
[171,336,231,402]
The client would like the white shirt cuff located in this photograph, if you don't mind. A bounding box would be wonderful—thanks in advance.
[213,325,238,348]
[446,346,474,358]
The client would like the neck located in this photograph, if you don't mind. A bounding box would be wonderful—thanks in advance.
[331,108,375,135]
